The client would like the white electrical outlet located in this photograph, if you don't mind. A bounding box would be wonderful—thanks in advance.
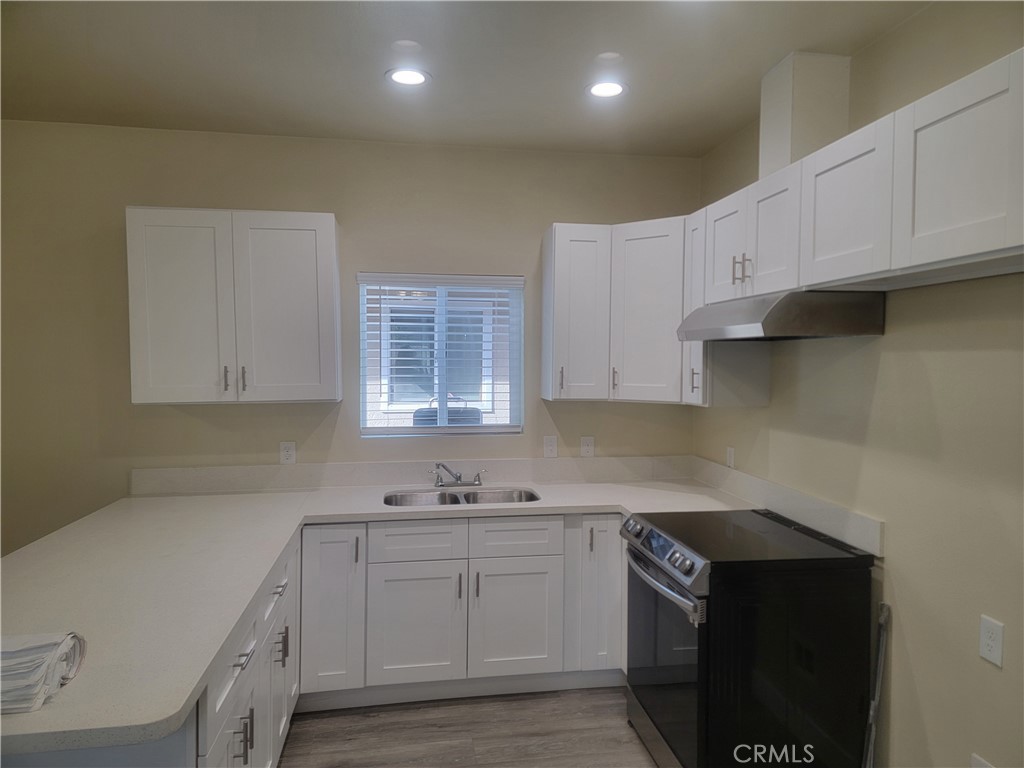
[970,754,994,768]
[726,446,735,468]
[543,436,558,458]
[580,436,595,458]
[979,615,1004,667]
[279,441,296,465]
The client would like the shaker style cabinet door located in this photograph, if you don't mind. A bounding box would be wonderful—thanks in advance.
[540,224,611,400]
[682,211,707,406]
[232,211,341,402]
[365,560,469,686]
[799,114,894,286]
[579,515,623,671]
[609,217,684,403]
[744,163,801,296]
[892,49,1023,268]
[300,524,367,694]
[467,556,564,678]
[704,190,747,304]
[126,208,237,404]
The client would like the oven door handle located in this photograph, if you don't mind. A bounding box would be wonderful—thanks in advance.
[627,548,706,625]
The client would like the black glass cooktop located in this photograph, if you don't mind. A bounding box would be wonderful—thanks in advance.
[639,509,870,564]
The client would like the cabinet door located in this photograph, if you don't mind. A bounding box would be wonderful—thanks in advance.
[542,224,611,400]
[469,516,564,558]
[232,211,341,402]
[580,515,622,671]
[893,49,1023,268]
[799,115,894,285]
[609,217,684,403]
[300,524,366,693]
[365,560,469,685]
[203,684,253,768]
[368,519,469,562]
[704,191,747,304]
[745,164,801,295]
[682,211,707,406]
[126,207,237,403]
[468,556,564,678]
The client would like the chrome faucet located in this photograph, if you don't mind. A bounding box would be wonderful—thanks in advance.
[430,463,486,487]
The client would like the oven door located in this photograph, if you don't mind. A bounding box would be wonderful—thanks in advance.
[626,546,708,768]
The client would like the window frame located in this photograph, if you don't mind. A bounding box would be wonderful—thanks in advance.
[358,273,525,437]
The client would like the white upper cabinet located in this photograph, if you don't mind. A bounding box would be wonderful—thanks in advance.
[799,115,895,286]
[892,49,1023,269]
[232,212,341,402]
[126,208,237,404]
[609,217,685,403]
[744,164,802,295]
[681,210,707,406]
[704,190,748,304]
[127,207,341,404]
[541,224,611,400]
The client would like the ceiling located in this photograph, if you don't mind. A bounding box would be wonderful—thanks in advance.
[1,1,926,158]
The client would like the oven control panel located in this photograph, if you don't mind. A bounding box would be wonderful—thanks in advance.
[619,514,709,594]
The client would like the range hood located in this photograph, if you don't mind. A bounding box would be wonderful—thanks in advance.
[678,291,885,341]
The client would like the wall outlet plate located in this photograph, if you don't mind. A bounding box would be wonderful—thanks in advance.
[543,435,558,458]
[979,615,1004,667]
[279,441,296,465]
[580,436,595,458]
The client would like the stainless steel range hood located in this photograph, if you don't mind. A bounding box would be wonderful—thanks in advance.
[678,291,885,341]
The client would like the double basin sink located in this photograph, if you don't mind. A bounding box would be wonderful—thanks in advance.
[383,488,541,507]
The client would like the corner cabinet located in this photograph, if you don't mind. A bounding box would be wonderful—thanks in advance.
[892,49,1023,269]
[126,207,341,404]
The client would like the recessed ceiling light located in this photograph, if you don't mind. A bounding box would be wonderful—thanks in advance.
[391,40,423,53]
[589,82,625,98]
[388,69,429,86]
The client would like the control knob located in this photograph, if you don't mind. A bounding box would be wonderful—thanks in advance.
[668,551,695,575]
[624,519,644,537]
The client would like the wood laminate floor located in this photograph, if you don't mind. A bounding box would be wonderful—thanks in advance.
[279,687,658,768]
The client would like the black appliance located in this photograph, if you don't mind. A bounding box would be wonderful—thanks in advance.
[621,509,873,768]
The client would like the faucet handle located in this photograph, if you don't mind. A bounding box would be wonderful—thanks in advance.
[473,469,487,486]
[428,469,443,487]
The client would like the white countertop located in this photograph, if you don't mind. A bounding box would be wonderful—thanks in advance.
[0,477,752,755]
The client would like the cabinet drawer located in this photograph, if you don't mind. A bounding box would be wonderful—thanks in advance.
[260,538,298,624]
[206,611,257,745]
[469,516,563,558]
[368,519,469,562]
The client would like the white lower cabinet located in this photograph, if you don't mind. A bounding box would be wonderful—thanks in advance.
[468,555,564,677]
[579,515,622,671]
[204,685,254,768]
[300,524,367,694]
[366,559,469,685]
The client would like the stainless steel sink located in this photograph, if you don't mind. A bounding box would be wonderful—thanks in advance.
[383,490,462,506]
[381,487,541,506]
[460,488,541,504]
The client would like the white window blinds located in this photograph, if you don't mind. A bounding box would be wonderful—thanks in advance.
[359,273,525,436]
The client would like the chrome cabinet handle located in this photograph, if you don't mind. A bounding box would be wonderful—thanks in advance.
[246,706,254,750]
[231,719,250,765]
[272,580,288,597]
[232,648,254,670]
[275,625,290,667]
[612,367,619,389]
[354,536,359,564]
[241,366,248,391]
[224,365,230,392]
[690,368,700,393]
[741,253,753,281]
[589,527,595,553]
[475,572,480,598]
[559,366,564,391]
[457,572,462,600]
[731,256,741,285]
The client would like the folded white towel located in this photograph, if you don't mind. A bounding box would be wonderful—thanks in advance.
[1,633,86,714]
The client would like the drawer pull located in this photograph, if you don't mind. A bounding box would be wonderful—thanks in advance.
[275,625,290,667]
[232,648,254,671]
[272,580,288,597]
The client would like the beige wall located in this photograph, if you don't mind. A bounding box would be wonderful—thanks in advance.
[694,3,1024,765]
[1,123,699,553]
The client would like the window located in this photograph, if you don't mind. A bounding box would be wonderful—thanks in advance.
[359,273,524,435]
